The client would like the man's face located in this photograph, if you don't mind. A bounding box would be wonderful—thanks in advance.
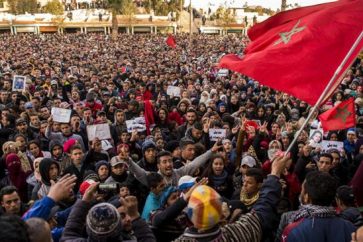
[49,163,59,180]
[111,163,127,175]
[191,128,203,140]
[186,112,196,125]
[60,124,72,136]
[70,148,84,165]
[117,206,132,232]
[242,176,260,196]
[52,145,63,158]
[144,148,156,163]
[40,107,50,119]
[116,112,124,123]
[182,144,195,161]
[157,155,173,176]
[30,115,40,127]
[17,122,28,133]
[98,165,109,181]
[347,133,356,142]
[1,191,21,215]
[317,156,333,173]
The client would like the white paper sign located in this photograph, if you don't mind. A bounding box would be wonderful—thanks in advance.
[51,107,71,123]
[86,123,111,141]
[217,69,229,77]
[126,117,146,133]
[209,129,226,141]
[167,86,181,97]
[12,75,26,91]
[321,141,344,152]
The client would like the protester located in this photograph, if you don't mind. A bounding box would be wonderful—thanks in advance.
[0,31,362,241]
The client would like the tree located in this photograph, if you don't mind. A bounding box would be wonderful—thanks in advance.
[107,0,123,40]
[121,0,136,29]
[143,0,183,17]
[44,0,64,15]
[7,0,38,14]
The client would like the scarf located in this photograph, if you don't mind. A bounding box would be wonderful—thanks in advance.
[292,204,336,222]
[211,170,228,187]
[144,100,155,135]
[240,191,259,207]
[111,171,128,183]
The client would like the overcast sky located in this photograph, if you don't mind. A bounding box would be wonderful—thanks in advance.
[186,0,336,11]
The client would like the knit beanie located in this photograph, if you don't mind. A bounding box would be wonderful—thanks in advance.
[187,185,222,231]
[160,186,179,207]
[86,203,122,240]
[63,139,77,153]
[95,160,110,172]
[142,139,156,154]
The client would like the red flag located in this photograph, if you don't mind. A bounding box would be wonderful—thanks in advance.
[166,35,176,48]
[219,0,363,105]
[144,100,155,135]
[319,98,356,131]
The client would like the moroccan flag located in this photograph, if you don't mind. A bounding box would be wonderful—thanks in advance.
[219,0,363,105]
[166,35,176,48]
[319,98,356,131]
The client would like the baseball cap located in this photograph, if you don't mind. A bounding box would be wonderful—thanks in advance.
[110,156,128,167]
[178,175,197,190]
[241,155,256,168]
[25,102,33,109]
[16,118,27,126]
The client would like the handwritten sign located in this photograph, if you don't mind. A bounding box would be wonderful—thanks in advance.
[167,86,181,97]
[209,129,226,142]
[51,107,71,123]
[86,123,111,141]
[217,69,229,77]
[12,75,26,91]
[126,117,146,133]
[321,141,344,152]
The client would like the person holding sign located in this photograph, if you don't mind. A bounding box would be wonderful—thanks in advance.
[45,116,85,152]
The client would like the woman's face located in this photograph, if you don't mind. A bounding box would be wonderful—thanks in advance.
[199,105,206,112]
[49,163,59,181]
[212,158,224,176]
[29,143,40,156]
[312,132,322,143]
[330,133,338,141]
[257,108,264,117]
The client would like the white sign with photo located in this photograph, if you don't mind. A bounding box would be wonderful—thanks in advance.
[209,129,226,142]
[321,141,344,152]
[51,107,72,123]
[309,129,324,148]
[87,123,111,141]
[167,86,181,97]
[126,117,146,133]
[12,75,26,91]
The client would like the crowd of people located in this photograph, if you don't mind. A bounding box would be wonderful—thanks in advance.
[0,32,363,242]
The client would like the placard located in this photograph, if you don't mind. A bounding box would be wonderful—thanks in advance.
[321,141,344,152]
[87,123,111,141]
[51,107,72,123]
[209,129,226,142]
[12,75,26,91]
[309,129,323,147]
[167,86,181,97]
[125,117,146,133]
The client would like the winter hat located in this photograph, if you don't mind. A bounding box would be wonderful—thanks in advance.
[178,175,197,190]
[79,179,96,196]
[49,140,63,153]
[187,185,222,231]
[160,186,179,206]
[83,170,99,182]
[142,139,156,154]
[63,139,77,153]
[95,160,110,172]
[86,203,122,240]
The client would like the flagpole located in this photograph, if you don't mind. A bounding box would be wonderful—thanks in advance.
[285,30,363,156]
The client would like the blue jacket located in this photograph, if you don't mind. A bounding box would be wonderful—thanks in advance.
[283,217,356,242]
[22,196,68,242]
[142,192,161,222]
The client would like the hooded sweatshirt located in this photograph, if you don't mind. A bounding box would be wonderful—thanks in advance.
[38,158,60,198]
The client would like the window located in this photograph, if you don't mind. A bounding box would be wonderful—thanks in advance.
[0,1,4,8]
